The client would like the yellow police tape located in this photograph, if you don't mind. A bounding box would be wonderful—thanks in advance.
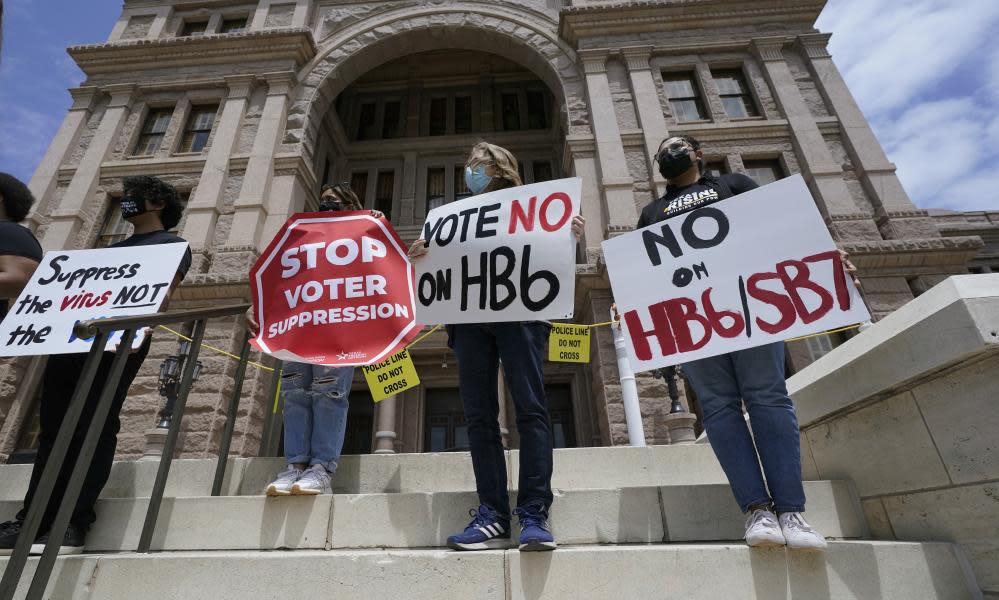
[156,325,274,372]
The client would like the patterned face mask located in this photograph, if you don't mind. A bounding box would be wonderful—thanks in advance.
[464,165,493,195]
[118,195,146,219]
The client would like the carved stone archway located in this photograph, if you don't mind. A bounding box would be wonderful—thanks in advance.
[284,3,590,163]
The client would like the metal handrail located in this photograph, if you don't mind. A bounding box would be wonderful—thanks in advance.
[0,303,253,600]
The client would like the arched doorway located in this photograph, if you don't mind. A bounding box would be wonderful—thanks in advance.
[324,48,564,228]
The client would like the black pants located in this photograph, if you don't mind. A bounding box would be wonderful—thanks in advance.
[17,343,149,533]
[451,322,554,519]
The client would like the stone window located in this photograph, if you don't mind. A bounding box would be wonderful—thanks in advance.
[382,101,402,139]
[180,20,209,37]
[805,334,835,362]
[424,389,468,452]
[219,16,248,34]
[532,161,553,183]
[357,102,377,141]
[662,72,707,122]
[501,93,520,131]
[350,171,368,201]
[426,167,446,211]
[375,170,394,220]
[705,160,728,178]
[429,98,447,136]
[547,384,576,448]
[712,69,759,118]
[454,96,472,135]
[526,89,548,130]
[133,107,173,156]
[178,105,218,153]
[743,159,784,186]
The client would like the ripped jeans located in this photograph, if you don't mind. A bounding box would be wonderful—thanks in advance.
[281,361,353,473]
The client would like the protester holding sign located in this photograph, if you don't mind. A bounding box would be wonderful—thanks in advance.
[632,135,859,551]
[409,142,584,552]
[0,175,192,557]
[0,173,43,324]
[247,183,385,496]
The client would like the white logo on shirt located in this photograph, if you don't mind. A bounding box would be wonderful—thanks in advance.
[663,189,719,215]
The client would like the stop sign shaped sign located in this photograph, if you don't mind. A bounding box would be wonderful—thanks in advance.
[250,211,420,366]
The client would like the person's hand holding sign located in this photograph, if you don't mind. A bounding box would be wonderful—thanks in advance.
[839,249,860,287]
[407,239,429,262]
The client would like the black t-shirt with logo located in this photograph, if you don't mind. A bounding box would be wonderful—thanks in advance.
[637,173,759,228]
[110,230,193,281]
[0,221,44,322]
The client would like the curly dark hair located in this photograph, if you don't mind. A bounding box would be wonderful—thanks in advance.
[122,175,184,230]
[0,172,36,222]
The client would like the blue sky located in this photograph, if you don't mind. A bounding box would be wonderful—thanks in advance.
[1,0,997,212]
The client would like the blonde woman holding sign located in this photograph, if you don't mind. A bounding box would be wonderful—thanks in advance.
[409,142,584,552]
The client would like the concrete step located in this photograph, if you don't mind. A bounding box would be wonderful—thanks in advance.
[1,542,976,599]
[0,445,729,500]
[0,481,863,552]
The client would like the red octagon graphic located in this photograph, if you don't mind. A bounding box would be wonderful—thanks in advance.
[250,211,419,366]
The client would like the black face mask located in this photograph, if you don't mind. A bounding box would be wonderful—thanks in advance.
[657,147,696,180]
[118,195,146,219]
[318,198,343,212]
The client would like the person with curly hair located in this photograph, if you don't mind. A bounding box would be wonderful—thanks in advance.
[0,172,43,324]
[0,175,192,557]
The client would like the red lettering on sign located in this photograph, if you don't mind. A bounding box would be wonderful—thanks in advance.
[701,288,745,338]
[776,259,832,324]
[539,192,572,232]
[746,272,797,335]
[508,196,537,234]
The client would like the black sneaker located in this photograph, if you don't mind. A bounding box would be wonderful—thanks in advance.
[0,520,25,556]
[29,524,86,556]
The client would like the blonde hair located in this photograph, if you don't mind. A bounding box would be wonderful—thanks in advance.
[466,142,523,189]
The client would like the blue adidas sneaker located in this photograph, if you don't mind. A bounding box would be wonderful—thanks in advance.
[447,505,512,551]
[513,501,556,552]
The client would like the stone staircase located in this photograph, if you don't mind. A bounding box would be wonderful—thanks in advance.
[0,446,979,599]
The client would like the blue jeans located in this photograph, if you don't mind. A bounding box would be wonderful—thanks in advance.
[451,322,554,519]
[281,362,353,473]
[682,342,806,514]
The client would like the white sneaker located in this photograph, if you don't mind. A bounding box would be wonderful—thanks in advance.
[780,512,827,551]
[291,464,332,495]
[265,464,303,496]
[745,508,786,548]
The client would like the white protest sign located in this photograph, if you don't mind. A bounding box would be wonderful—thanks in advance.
[0,244,188,356]
[415,177,581,325]
[602,174,869,372]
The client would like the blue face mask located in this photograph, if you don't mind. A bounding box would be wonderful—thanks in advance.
[464,165,493,196]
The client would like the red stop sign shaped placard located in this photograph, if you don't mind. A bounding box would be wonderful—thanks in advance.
[250,211,419,366]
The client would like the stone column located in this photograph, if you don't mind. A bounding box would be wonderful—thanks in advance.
[621,46,669,197]
[400,151,418,226]
[751,38,881,242]
[405,79,422,138]
[374,395,398,454]
[226,71,295,250]
[797,33,938,240]
[182,75,256,269]
[26,86,99,229]
[41,84,136,251]
[565,136,604,261]
[478,70,495,133]
[579,49,637,234]
[147,6,173,39]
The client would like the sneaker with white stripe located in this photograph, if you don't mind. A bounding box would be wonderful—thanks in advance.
[446,505,512,551]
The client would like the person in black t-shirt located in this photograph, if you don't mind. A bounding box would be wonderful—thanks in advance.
[0,176,192,556]
[0,173,43,323]
[634,135,853,551]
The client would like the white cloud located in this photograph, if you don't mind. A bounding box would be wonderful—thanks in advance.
[818,0,999,212]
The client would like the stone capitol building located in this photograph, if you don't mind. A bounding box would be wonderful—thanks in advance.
[1,0,995,464]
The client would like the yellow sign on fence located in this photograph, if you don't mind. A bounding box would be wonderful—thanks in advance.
[362,348,420,402]
[548,323,591,363]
